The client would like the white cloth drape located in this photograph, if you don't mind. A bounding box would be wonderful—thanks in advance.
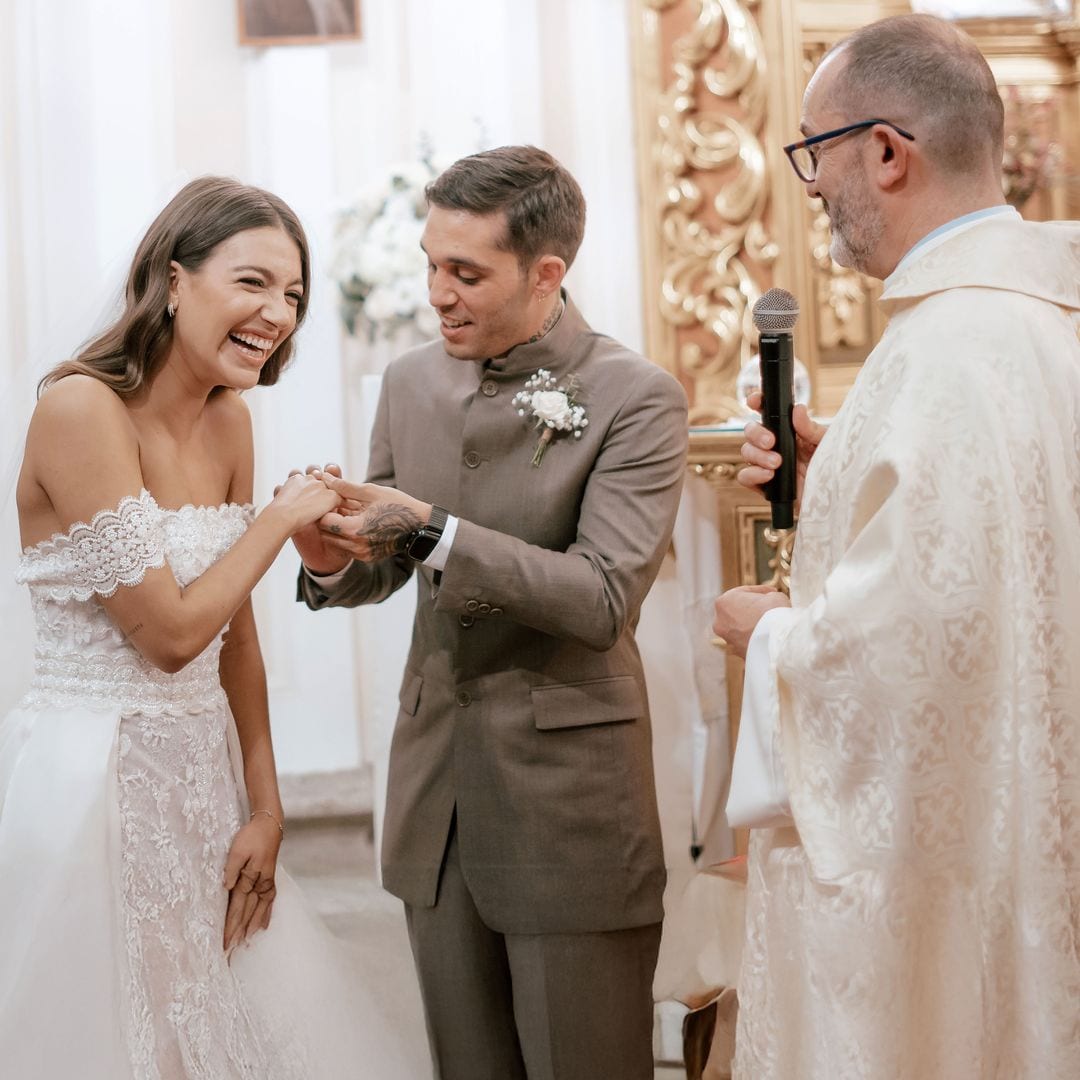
[726,607,793,830]
[670,474,734,865]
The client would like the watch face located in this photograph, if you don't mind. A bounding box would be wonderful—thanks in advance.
[405,508,446,561]
[406,530,437,561]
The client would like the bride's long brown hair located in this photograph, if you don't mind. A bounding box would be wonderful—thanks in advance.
[40,176,311,397]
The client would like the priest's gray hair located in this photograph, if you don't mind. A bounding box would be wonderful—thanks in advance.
[825,14,1004,178]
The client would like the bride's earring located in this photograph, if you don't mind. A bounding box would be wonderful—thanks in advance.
[167,302,176,319]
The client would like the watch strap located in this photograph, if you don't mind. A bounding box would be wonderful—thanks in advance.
[406,505,449,561]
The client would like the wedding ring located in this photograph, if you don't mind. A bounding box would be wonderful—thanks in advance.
[712,635,728,651]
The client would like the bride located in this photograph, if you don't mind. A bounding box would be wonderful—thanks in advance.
[0,177,423,1078]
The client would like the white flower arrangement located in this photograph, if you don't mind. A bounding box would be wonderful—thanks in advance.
[330,158,444,341]
[513,369,588,467]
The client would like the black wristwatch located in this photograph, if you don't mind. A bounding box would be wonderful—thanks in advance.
[405,505,449,561]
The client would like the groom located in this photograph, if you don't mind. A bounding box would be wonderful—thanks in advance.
[294,146,688,1079]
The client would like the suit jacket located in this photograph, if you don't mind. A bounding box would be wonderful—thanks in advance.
[298,295,689,934]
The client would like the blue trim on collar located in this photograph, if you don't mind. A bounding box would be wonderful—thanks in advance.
[892,206,1017,277]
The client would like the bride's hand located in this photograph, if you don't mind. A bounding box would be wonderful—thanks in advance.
[286,464,353,575]
[268,469,340,534]
[222,814,283,952]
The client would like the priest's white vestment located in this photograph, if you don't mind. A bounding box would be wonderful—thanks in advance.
[734,215,1080,1080]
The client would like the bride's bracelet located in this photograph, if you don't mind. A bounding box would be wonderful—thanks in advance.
[250,808,285,836]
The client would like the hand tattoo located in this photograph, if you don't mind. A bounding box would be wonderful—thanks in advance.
[361,503,422,560]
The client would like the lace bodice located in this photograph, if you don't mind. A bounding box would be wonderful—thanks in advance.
[15,490,254,716]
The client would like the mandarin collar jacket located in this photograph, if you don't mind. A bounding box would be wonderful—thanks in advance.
[298,292,689,934]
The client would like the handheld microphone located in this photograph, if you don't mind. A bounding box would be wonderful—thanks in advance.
[751,288,799,530]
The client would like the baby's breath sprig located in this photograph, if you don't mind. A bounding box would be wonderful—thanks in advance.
[512,369,588,467]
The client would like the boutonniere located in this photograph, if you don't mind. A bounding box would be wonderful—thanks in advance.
[512,368,588,467]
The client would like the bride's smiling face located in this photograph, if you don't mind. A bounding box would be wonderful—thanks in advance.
[168,226,304,390]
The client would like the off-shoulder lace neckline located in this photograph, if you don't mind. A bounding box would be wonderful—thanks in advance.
[21,488,255,558]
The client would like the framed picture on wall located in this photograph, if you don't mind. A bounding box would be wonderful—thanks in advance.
[238,0,361,46]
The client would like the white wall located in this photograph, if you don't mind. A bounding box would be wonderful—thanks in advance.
[0,0,646,777]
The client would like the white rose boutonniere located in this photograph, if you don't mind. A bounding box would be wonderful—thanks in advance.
[512,369,588,467]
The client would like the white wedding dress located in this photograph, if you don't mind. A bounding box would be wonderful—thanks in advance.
[0,490,424,1079]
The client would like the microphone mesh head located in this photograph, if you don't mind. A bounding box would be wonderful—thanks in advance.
[752,288,799,332]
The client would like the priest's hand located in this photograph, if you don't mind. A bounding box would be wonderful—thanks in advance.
[738,390,826,505]
[317,476,433,563]
[713,584,790,660]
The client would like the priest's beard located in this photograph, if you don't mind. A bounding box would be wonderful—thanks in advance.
[825,170,885,274]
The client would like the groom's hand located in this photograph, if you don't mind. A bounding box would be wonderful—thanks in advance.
[281,464,352,575]
[317,477,433,563]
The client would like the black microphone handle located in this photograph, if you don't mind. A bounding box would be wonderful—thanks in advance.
[759,331,797,529]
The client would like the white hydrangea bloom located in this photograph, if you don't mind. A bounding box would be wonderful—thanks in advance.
[330,155,444,339]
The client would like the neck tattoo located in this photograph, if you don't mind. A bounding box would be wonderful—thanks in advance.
[527,299,564,345]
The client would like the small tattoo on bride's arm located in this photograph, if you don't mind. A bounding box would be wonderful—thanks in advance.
[123,622,144,640]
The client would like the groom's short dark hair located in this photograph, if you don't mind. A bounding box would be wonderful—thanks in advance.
[425,145,586,272]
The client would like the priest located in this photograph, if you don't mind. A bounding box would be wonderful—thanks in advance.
[715,13,1080,1078]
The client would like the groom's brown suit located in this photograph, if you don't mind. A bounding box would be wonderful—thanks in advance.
[298,295,688,1079]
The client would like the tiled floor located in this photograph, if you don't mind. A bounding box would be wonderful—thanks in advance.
[281,819,688,1079]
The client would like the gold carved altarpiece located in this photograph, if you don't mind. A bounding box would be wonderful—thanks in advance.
[631,0,1080,754]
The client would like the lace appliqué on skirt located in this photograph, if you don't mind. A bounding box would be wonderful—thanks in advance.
[117,708,304,1080]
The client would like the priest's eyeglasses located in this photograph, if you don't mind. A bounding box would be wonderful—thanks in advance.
[784,120,915,183]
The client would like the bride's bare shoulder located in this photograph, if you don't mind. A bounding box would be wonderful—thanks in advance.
[203,390,255,501]
[20,374,145,534]
[203,388,253,454]
[204,387,251,424]
[28,374,138,458]
[34,372,130,416]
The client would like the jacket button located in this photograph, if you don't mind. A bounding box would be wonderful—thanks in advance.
[478,602,491,614]
[490,607,503,617]
[459,614,475,627]
[464,451,481,468]
[481,380,498,397]
[465,599,480,612]
[456,690,472,707]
